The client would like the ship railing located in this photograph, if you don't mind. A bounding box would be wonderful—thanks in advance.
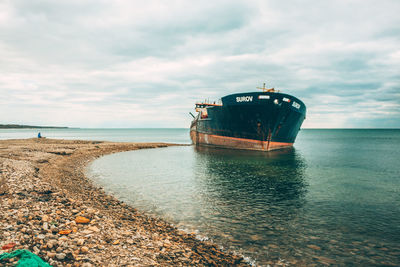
[195,102,222,108]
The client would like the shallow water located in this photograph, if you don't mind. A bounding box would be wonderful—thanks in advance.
[84,129,398,265]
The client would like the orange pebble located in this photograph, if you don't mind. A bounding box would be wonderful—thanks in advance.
[75,216,90,224]
[2,242,16,250]
[58,230,72,235]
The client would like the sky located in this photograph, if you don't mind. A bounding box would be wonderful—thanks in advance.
[0,0,399,128]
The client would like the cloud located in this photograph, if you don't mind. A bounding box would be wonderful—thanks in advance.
[0,0,399,128]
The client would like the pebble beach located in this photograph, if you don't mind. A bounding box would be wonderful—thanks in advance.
[0,138,248,266]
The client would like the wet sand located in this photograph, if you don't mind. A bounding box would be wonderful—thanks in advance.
[0,138,248,266]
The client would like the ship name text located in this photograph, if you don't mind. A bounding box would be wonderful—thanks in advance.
[236,96,253,102]
[292,101,300,109]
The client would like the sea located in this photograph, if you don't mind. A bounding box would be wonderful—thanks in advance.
[2,128,399,266]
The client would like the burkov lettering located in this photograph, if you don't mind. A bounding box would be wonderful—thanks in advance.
[236,96,253,102]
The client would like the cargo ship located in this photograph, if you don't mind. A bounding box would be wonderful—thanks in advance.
[190,84,306,151]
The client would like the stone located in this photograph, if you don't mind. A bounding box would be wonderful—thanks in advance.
[47,252,56,258]
[47,241,54,249]
[80,246,89,253]
[88,226,100,232]
[307,244,322,250]
[59,230,72,235]
[42,215,49,222]
[317,256,337,265]
[56,253,66,260]
[81,230,93,235]
[87,208,96,214]
[37,234,46,240]
[75,216,90,224]
[250,235,262,241]
[33,246,40,254]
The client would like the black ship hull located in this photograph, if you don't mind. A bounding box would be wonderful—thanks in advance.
[190,91,306,151]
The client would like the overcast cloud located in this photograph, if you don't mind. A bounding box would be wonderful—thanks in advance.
[1,0,399,128]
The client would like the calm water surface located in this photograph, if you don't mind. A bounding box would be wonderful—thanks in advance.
[0,128,189,143]
[87,129,397,265]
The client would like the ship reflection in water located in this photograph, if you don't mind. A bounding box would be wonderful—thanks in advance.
[88,130,400,266]
[191,146,307,264]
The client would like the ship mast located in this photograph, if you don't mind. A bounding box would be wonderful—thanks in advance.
[257,83,275,92]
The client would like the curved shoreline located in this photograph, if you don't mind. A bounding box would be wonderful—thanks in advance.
[0,138,249,266]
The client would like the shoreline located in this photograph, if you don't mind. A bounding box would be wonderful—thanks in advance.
[0,138,248,266]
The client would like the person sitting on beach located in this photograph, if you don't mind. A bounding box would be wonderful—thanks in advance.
[38,132,41,138]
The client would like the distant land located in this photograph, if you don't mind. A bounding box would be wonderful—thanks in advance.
[0,124,68,129]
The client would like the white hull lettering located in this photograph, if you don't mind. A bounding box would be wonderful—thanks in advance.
[236,96,253,102]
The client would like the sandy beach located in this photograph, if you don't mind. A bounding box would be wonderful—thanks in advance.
[0,138,248,266]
